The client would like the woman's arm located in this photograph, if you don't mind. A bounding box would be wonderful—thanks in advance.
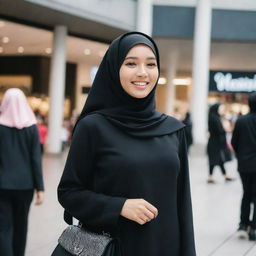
[30,125,44,191]
[231,119,240,153]
[58,118,126,230]
[177,129,196,256]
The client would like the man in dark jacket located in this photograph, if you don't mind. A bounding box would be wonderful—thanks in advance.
[231,92,256,241]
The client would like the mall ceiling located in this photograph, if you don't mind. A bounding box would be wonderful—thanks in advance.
[0,20,109,67]
[1,19,256,75]
[0,0,126,43]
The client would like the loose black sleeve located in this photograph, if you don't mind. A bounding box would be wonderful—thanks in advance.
[30,125,44,191]
[58,118,126,229]
[177,129,196,256]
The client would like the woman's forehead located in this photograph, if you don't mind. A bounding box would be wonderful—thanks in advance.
[125,44,156,57]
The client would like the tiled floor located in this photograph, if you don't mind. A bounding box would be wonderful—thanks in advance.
[25,146,256,256]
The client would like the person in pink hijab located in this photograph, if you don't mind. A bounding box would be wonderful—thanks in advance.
[0,88,44,256]
[0,88,37,128]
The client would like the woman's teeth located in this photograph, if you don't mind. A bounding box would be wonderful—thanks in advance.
[132,82,148,86]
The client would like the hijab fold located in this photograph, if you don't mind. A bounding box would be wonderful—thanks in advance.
[76,32,184,137]
[0,88,36,129]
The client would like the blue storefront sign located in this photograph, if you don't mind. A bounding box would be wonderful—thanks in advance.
[209,71,256,93]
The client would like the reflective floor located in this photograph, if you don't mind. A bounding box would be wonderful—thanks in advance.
[25,146,256,256]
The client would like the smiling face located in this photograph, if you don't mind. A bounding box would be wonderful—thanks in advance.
[119,44,159,99]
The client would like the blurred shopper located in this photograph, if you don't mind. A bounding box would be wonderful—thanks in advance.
[37,115,48,153]
[231,92,256,241]
[207,103,233,183]
[0,88,44,256]
[60,120,69,152]
[182,112,193,152]
[53,32,196,256]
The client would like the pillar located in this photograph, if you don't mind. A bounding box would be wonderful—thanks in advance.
[75,63,91,114]
[47,26,67,154]
[165,51,178,116]
[191,0,212,144]
[136,0,153,36]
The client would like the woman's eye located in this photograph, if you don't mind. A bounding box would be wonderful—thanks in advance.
[147,63,157,67]
[125,62,136,67]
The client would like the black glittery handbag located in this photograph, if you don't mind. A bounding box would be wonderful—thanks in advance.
[51,224,121,256]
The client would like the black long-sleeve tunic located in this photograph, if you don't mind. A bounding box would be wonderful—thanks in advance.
[207,114,230,165]
[231,113,256,173]
[58,114,196,256]
[0,124,44,191]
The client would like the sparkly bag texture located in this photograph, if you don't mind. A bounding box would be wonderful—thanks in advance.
[58,225,115,256]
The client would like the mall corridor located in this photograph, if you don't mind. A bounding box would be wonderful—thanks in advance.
[25,146,256,256]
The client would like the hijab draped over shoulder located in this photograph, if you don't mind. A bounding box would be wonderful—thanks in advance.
[76,32,183,137]
[0,88,36,129]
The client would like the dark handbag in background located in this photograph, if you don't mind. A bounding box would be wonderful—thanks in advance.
[51,224,121,256]
[220,146,233,163]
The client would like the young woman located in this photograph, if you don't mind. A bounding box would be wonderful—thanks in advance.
[207,103,233,183]
[0,88,44,256]
[56,32,196,256]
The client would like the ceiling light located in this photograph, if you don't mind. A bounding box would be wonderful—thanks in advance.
[2,37,9,43]
[0,47,3,53]
[45,48,52,54]
[158,77,167,84]
[18,46,24,53]
[173,78,191,86]
[0,21,5,28]
[83,49,91,55]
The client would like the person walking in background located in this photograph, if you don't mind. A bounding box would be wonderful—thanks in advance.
[53,32,196,256]
[0,88,44,256]
[207,103,234,183]
[231,92,256,241]
[37,115,48,153]
[182,112,193,152]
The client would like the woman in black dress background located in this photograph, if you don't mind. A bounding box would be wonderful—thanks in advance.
[0,88,44,256]
[207,103,233,183]
[56,32,196,256]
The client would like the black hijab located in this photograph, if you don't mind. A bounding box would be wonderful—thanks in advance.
[208,103,225,134]
[209,103,220,117]
[76,31,184,137]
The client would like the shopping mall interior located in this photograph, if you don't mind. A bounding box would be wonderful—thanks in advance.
[1,1,256,255]
[0,4,256,121]
[1,17,256,121]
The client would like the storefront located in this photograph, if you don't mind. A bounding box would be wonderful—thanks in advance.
[0,56,76,118]
[208,70,256,114]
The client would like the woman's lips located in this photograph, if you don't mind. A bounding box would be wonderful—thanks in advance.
[131,81,149,89]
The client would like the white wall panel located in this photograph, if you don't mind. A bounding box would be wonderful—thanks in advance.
[26,0,136,30]
[154,0,256,11]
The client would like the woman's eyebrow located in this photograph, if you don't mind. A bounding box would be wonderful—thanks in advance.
[124,56,156,60]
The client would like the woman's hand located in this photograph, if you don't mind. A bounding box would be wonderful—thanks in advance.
[34,190,44,205]
[120,199,158,225]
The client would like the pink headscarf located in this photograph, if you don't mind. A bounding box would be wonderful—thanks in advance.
[0,88,37,129]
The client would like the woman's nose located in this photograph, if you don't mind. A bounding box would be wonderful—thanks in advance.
[137,64,148,77]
